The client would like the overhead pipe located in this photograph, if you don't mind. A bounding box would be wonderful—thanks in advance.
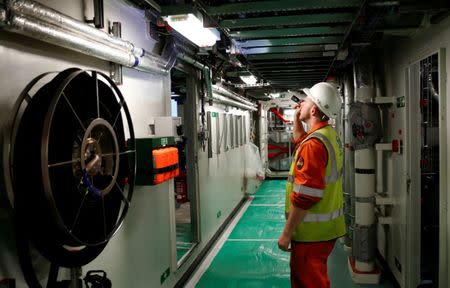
[177,52,214,99]
[3,0,170,75]
[212,85,257,108]
[210,93,257,111]
[177,53,257,112]
[177,52,208,71]
[7,0,170,66]
[6,0,145,57]
[5,14,168,74]
[348,52,381,284]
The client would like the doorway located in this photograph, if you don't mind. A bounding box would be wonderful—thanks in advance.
[170,66,199,267]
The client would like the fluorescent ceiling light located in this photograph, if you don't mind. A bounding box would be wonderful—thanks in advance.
[239,75,258,85]
[165,14,219,47]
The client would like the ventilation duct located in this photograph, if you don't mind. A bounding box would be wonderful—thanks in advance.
[2,0,172,75]
[354,52,375,103]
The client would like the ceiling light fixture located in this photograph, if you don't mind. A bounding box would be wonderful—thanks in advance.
[165,13,219,47]
[239,75,258,85]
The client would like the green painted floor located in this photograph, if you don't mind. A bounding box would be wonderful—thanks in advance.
[196,180,396,288]
[176,223,194,261]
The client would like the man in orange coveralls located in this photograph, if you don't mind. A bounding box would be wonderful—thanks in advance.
[278,82,346,288]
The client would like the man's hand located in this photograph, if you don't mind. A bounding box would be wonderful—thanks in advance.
[278,233,291,252]
[293,105,306,140]
[279,205,308,251]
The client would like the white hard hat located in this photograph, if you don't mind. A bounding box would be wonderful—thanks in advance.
[302,82,341,119]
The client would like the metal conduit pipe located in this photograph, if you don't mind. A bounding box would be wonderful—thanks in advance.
[211,93,257,111]
[343,72,355,252]
[4,14,168,75]
[177,52,214,99]
[349,54,381,284]
[212,85,257,108]
[6,0,168,66]
[177,52,208,71]
[177,53,256,111]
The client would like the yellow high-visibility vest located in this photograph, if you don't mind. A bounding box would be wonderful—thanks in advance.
[285,125,346,242]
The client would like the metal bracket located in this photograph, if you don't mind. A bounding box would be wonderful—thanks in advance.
[375,143,392,151]
[375,195,394,205]
[373,97,396,104]
[110,22,123,85]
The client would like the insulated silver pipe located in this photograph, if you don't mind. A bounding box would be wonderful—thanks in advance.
[6,0,162,62]
[212,85,257,108]
[211,93,257,111]
[5,14,168,75]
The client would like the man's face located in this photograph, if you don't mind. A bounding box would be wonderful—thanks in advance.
[297,96,316,121]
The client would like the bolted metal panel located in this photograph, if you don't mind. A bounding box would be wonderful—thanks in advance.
[236,36,343,48]
[220,13,355,29]
[247,52,334,60]
[206,0,361,16]
[230,26,347,39]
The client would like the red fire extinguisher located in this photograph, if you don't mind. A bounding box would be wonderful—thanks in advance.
[175,171,188,203]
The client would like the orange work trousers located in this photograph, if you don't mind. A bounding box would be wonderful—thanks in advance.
[290,239,336,288]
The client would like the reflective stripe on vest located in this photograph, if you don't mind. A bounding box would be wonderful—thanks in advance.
[303,208,343,223]
[292,183,324,197]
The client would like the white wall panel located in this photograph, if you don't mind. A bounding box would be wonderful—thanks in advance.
[198,104,249,243]
[382,16,450,288]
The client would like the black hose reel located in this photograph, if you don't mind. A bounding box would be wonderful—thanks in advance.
[7,68,135,287]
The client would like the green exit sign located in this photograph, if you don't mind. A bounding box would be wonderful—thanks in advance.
[397,96,405,108]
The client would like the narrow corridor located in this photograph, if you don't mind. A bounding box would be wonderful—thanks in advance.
[193,180,396,288]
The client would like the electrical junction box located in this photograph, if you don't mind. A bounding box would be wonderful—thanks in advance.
[135,137,179,185]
